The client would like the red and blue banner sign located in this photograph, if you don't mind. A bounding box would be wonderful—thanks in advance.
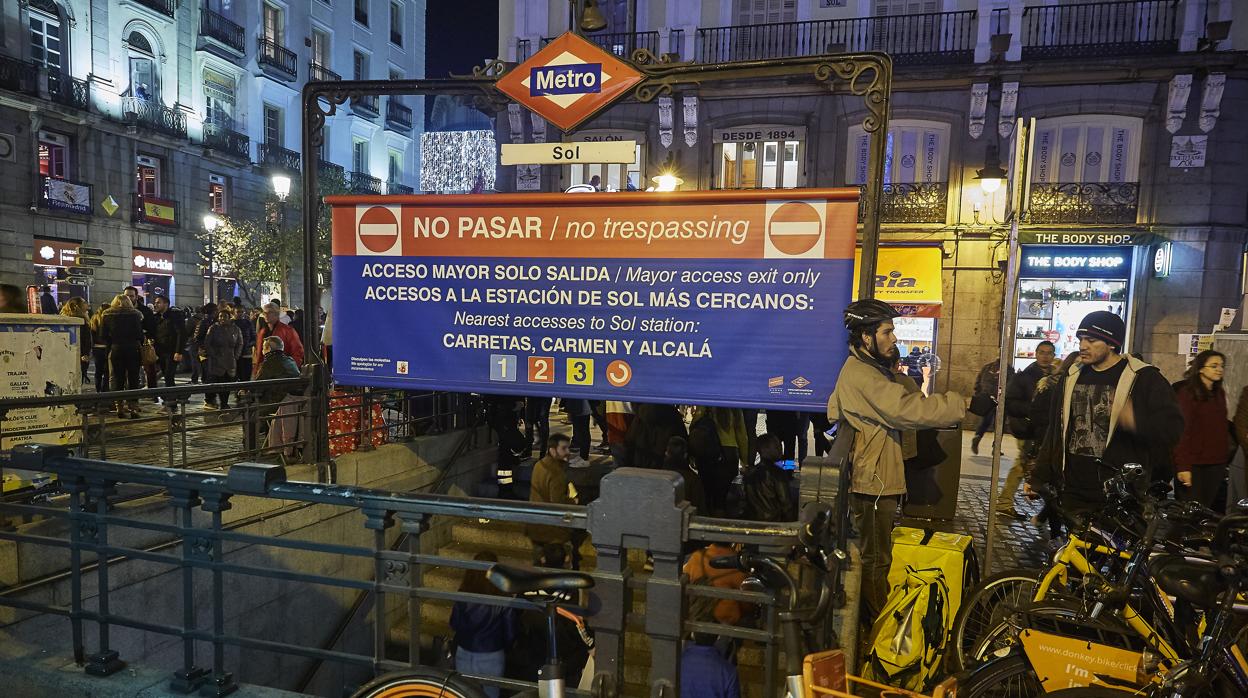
[327,189,859,410]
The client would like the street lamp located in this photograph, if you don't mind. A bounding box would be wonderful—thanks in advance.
[652,172,683,192]
[975,144,1007,195]
[270,174,292,304]
[203,214,220,304]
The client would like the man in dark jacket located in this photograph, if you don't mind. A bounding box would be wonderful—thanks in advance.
[742,434,796,522]
[1027,312,1183,512]
[971,359,1014,455]
[996,340,1056,517]
[232,305,257,383]
[124,286,159,390]
[253,336,301,409]
[147,295,187,391]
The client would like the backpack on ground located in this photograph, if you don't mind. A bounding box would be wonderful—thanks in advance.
[861,565,950,692]
[886,527,979,621]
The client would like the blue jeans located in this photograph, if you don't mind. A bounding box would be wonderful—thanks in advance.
[455,648,504,698]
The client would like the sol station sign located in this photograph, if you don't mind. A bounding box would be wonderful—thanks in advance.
[495,32,643,132]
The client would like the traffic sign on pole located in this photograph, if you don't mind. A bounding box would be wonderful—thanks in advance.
[78,246,104,256]
[76,256,106,267]
[67,266,94,277]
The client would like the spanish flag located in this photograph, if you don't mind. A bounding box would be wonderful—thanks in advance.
[142,198,176,225]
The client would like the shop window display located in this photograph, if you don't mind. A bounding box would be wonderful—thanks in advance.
[1015,279,1128,370]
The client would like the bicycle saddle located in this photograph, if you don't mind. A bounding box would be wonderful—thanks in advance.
[486,563,595,595]
[1151,555,1226,607]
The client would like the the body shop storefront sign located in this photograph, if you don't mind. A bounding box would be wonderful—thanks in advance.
[132,248,175,301]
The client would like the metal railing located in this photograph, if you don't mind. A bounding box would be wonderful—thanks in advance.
[352,94,380,117]
[199,7,246,53]
[697,10,977,64]
[387,181,414,195]
[349,171,385,195]
[259,142,301,173]
[0,54,37,93]
[136,0,175,18]
[517,38,532,62]
[544,30,663,59]
[0,446,811,697]
[1016,0,1181,59]
[202,122,250,160]
[385,99,413,131]
[122,96,188,139]
[309,61,341,82]
[318,159,346,182]
[1027,181,1140,224]
[857,182,949,224]
[258,37,297,79]
[47,69,89,110]
[38,175,93,215]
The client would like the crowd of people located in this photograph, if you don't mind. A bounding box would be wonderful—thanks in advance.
[0,283,309,418]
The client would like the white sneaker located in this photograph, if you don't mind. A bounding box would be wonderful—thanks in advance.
[567,456,590,469]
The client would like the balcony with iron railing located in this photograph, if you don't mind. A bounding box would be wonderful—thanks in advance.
[39,175,93,215]
[318,159,346,183]
[200,7,246,55]
[258,37,297,80]
[0,56,89,112]
[349,171,385,195]
[697,10,977,64]
[542,30,664,59]
[259,143,301,173]
[385,99,413,131]
[309,62,341,82]
[856,182,950,224]
[122,96,187,139]
[352,94,380,118]
[202,122,250,160]
[1008,1,1183,60]
[136,0,175,18]
[388,181,414,195]
[1027,182,1140,225]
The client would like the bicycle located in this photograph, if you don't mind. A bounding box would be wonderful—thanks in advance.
[1028,514,1248,697]
[957,487,1228,696]
[709,502,957,698]
[951,464,1217,671]
[351,563,597,698]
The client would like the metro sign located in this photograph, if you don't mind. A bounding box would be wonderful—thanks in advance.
[496,32,643,133]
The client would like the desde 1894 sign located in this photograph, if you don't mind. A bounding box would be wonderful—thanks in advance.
[327,190,859,410]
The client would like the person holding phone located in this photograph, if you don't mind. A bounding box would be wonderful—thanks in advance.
[829,299,966,618]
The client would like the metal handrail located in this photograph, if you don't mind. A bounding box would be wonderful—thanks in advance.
[258,37,297,78]
[1017,0,1181,58]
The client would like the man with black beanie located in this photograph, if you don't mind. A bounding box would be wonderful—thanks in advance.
[1027,311,1183,512]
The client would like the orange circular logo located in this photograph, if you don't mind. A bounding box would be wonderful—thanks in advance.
[606,359,632,387]
[767,201,823,255]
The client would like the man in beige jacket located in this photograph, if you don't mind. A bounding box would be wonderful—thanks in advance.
[828,299,966,617]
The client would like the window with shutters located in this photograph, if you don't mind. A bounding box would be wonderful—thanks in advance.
[715,127,804,190]
[209,173,229,215]
[353,139,369,173]
[29,7,63,72]
[136,154,161,198]
[846,120,950,223]
[203,69,236,130]
[388,150,402,183]
[390,2,403,46]
[1028,115,1142,225]
[263,104,283,146]
[38,130,70,179]
[263,3,283,44]
[353,51,368,80]
[312,29,330,66]
[734,0,797,25]
[1031,116,1141,184]
[128,31,158,101]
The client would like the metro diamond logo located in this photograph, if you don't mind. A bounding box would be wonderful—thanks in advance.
[496,32,643,132]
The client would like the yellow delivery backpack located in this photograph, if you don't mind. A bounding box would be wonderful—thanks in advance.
[886,526,978,623]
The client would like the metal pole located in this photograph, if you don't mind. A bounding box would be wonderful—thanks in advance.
[300,85,329,466]
[207,231,215,305]
[857,63,893,300]
[985,117,1035,573]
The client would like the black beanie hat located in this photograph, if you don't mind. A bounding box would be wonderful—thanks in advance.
[1076,311,1125,349]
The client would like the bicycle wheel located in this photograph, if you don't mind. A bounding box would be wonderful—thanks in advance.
[351,667,490,698]
[968,600,1107,666]
[949,568,1038,672]
[959,654,1045,698]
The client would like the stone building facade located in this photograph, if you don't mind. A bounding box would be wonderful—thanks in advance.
[497,0,1248,394]
[0,0,425,310]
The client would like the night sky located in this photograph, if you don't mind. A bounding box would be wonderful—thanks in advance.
[425,0,501,80]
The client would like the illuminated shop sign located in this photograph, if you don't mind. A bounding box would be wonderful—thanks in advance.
[1019,245,1134,280]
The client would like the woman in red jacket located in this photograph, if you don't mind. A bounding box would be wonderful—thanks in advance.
[1174,350,1228,510]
